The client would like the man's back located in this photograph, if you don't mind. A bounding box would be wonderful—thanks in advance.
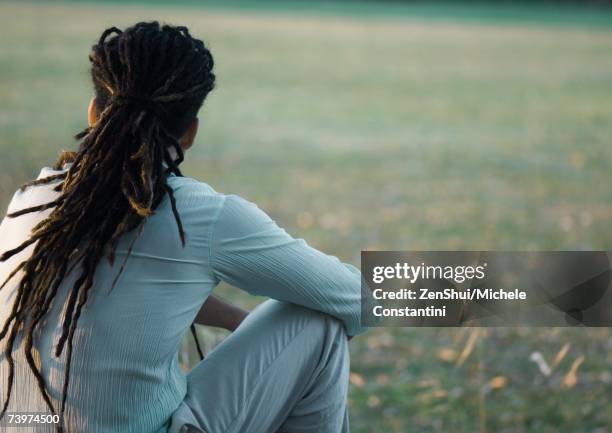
[0,165,222,433]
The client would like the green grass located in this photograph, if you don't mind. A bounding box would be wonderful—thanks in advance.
[0,2,611,432]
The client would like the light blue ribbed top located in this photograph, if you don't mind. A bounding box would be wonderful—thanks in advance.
[0,165,365,433]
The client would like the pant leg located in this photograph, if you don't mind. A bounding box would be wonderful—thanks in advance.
[168,300,350,433]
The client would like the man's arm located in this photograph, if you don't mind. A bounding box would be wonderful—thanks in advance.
[210,195,367,337]
[194,294,249,332]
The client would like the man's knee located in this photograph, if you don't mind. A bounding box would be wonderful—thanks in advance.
[256,300,348,344]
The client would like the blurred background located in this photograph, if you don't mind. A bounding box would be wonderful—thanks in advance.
[1,1,611,432]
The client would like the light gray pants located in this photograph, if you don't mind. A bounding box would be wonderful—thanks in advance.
[168,300,351,433]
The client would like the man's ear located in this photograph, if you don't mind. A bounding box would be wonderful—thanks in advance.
[180,117,199,152]
[87,97,97,127]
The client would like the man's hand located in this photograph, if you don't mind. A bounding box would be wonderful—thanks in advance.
[194,295,249,332]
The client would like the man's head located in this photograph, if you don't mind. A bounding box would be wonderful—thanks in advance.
[86,21,215,157]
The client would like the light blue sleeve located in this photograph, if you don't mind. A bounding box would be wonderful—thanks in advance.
[209,194,367,337]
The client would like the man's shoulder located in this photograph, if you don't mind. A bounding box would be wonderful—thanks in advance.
[6,166,65,214]
[166,176,232,214]
[167,175,219,196]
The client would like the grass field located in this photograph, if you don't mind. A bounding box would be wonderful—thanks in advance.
[0,2,611,432]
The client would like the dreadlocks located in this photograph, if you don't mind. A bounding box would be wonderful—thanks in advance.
[0,22,215,431]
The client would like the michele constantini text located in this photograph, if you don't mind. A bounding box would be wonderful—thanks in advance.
[370,288,528,318]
